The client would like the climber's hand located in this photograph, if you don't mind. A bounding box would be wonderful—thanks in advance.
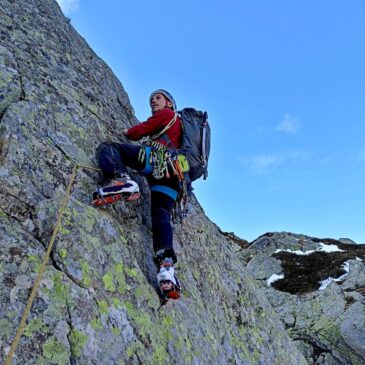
[115,128,129,139]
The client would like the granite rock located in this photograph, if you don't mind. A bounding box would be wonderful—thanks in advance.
[241,232,365,365]
[0,1,307,364]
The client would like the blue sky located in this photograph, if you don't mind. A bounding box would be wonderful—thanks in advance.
[57,0,365,243]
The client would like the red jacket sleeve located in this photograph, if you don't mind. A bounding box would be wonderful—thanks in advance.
[126,109,175,140]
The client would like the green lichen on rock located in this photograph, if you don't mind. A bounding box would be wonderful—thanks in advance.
[160,315,174,342]
[102,271,116,292]
[125,267,139,279]
[134,312,153,339]
[84,206,98,233]
[69,329,88,357]
[112,297,122,308]
[0,318,14,340]
[24,317,46,337]
[58,225,71,236]
[126,341,145,359]
[120,235,128,244]
[59,248,67,259]
[53,272,67,302]
[97,299,109,315]
[135,283,157,308]
[42,337,69,365]
[348,351,365,365]
[90,317,103,331]
[125,301,154,340]
[111,327,121,336]
[115,262,127,294]
[79,259,92,287]
[152,345,169,365]
[28,254,41,273]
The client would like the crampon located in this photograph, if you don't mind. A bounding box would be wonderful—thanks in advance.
[91,191,141,207]
[159,280,180,301]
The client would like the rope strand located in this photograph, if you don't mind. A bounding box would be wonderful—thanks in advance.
[5,165,79,365]
[6,137,102,364]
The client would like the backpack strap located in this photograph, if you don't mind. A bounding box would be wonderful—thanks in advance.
[201,112,208,179]
[150,113,178,141]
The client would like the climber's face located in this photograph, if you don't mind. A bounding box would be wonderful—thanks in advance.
[150,93,173,113]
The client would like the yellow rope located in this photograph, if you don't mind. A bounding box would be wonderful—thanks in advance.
[5,165,79,365]
[77,164,101,172]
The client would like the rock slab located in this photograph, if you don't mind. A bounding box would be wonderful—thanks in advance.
[0,1,307,364]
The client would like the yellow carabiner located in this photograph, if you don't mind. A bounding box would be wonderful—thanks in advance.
[177,154,190,173]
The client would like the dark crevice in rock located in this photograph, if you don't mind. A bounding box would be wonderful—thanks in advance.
[294,335,331,365]
[50,253,89,290]
[136,353,143,365]
[0,55,27,123]
[0,107,8,124]
[344,296,355,310]
[293,312,297,328]
[0,99,19,124]
[354,286,365,296]
[77,99,100,120]
[9,215,89,292]
[18,75,26,101]
[0,193,33,219]
[30,183,53,201]
[13,56,27,101]
[0,206,13,219]
[64,294,77,365]
[343,285,365,301]
[0,192,44,243]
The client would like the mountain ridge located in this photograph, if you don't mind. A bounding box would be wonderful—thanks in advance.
[241,231,365,364]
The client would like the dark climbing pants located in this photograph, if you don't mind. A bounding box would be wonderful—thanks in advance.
[96,142,179,260]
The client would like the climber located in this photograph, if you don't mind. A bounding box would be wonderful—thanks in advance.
[93,89,183,300]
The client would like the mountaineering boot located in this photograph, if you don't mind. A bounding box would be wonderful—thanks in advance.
[92,173,140,206]
[156,257,181,300]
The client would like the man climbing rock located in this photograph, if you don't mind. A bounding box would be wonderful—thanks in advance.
[93,89,183,300]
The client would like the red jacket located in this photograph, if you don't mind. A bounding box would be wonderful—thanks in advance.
[126,108,183,149]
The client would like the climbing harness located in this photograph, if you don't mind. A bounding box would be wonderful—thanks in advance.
[138,140,186,181]
[138,139,189,217]
[5,138,100,365]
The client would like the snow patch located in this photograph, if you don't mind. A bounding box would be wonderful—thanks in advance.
[318,242,345,253]
[275,242,345,256]
[275,248,315,255]
[267,274,284,287]
[319,260,351,290]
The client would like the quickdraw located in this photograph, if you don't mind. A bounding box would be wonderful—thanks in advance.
[138,140,186,182]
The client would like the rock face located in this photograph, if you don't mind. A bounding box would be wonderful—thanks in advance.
[0,1,307,364]
[241,232,365,365]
